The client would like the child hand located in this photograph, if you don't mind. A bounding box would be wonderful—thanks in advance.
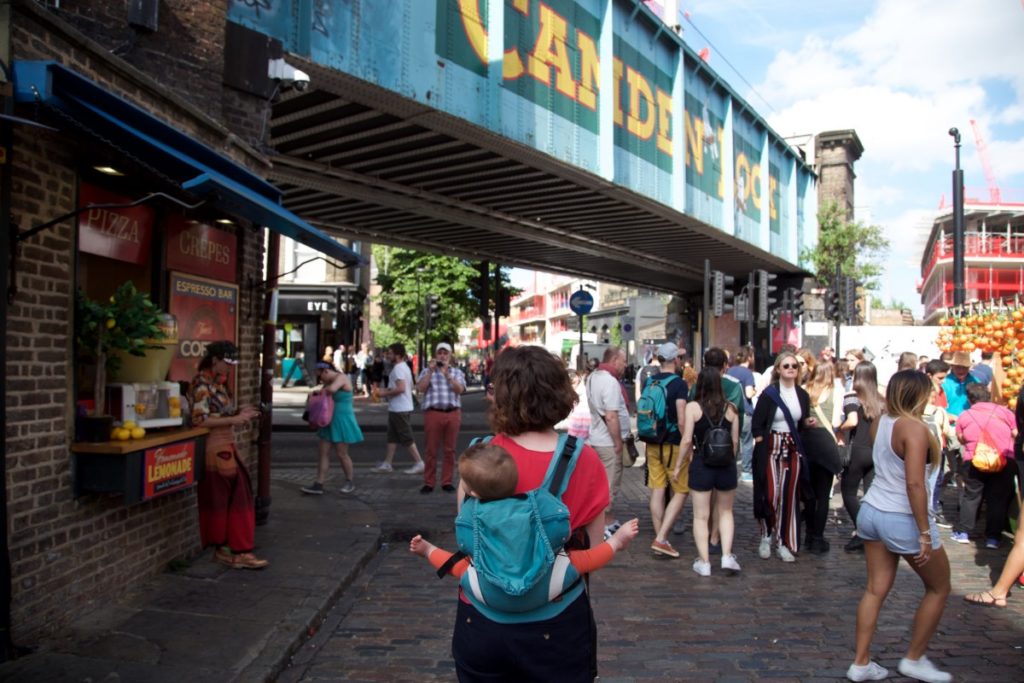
[409,534,434,558]
[608,518,640,552]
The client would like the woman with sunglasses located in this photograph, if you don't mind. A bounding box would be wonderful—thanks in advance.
[751,352,814,561]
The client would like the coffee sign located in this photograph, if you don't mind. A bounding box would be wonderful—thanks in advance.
[77,182,154,265]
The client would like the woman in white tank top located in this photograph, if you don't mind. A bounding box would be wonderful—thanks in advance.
[846,371,951,683]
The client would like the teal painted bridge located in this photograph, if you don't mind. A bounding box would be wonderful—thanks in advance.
[231,0,816,292]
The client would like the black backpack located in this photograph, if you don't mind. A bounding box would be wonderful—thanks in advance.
[699,411,734,468]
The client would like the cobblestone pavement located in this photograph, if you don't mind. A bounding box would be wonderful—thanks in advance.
[274,460,1024,682]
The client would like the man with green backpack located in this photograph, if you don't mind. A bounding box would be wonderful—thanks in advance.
[637,342,690,558]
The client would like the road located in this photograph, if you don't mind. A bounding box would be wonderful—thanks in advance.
[266,391,1024,682]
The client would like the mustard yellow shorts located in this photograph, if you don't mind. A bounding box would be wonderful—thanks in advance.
[645,443,689,493]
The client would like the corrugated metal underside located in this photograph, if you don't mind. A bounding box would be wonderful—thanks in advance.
[268,62,801,294]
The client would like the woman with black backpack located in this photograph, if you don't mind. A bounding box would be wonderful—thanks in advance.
[673,366,741,576]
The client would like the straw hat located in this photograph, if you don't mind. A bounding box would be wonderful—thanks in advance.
[949,351,972,368]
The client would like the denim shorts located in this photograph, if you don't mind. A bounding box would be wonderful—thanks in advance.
[856,502,941,554]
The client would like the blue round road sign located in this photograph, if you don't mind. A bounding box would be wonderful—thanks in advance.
[569,290,594,316]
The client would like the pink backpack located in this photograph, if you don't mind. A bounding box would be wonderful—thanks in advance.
[306,390,334,428]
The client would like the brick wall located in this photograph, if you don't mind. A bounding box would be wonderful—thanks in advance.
[6,3,266,641]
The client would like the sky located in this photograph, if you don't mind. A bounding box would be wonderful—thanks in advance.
[676,0,1024,315]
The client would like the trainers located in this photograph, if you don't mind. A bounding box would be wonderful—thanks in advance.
[985,537,1000,549]
[897,656,951,683]
[672,519,687,535]
[846,661,889,681]
[340,481,355,494]
[777,545,795,562]
[300,482,324,495]
[933,512,953,529]
[844,535,865,552]
[708,541,722,555]
[651,539,680,558]
[740,471,754,483]
[217,551,268,570]
[372,462,393,473]
[403,462,425,475]
[419,485,433,494]
[721,554,741,574]
[950,531,970,544]
[758,536,771,559]
[692,558,711,576]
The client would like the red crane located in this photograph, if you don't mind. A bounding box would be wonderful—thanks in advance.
[969,118,1002,204]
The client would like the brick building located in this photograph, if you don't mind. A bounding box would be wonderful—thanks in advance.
[1,0,358,642]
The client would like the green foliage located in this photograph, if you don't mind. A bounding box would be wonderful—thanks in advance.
[75,281,166,415]
[800,201,889,290]
[870,296,911,310]
[610,318,623,347]
[369,319,401,349]
[372,246,518,345]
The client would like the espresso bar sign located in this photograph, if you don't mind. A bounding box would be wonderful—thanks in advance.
[165,214,237,283]
[143,440,196,500]
[77,182,155,265]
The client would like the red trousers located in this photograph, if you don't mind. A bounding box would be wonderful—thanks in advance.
[198,436,256,553]
[423,409,461,487]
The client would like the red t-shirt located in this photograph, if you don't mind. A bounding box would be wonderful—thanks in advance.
[492,434,609,531]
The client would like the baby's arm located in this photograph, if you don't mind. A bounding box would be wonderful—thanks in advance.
[567,518,640,573]
[409,534,471,578]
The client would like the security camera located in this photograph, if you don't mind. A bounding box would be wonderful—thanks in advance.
[268,58,310,92]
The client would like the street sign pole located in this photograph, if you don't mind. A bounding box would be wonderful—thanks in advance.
[570,287,595,372]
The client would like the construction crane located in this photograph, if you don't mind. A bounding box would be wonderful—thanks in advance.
[969,119,1002,204]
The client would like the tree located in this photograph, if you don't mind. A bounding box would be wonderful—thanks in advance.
[372,246,517,350]
[800,201,889,290]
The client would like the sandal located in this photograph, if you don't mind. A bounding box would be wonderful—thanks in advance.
[963,591,1007,608]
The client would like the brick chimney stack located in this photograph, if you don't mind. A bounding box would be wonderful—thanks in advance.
[814,130,864,218]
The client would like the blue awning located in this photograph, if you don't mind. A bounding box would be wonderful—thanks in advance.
[12,60,364,266]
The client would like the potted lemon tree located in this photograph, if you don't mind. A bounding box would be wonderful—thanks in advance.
[75,281,166,441]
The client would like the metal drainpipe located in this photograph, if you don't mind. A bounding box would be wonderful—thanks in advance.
[255,231,280,525]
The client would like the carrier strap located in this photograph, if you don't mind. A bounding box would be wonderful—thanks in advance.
[547,434,578,496]
[437,550,467,579]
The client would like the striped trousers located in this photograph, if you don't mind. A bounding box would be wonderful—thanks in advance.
[759,431,802,553]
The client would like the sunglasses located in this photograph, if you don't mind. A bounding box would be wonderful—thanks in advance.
[780,363,798,370]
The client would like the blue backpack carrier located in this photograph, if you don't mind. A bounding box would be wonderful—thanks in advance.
[440,433,586,624]
[636,374,680,444]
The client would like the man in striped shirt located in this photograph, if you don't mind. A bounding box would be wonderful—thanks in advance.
[415,342,467,494]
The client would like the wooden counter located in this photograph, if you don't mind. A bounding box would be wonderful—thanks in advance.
[72,427,209,504]
[71,427,209,454]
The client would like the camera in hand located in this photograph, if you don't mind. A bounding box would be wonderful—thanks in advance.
[436,360,445,369]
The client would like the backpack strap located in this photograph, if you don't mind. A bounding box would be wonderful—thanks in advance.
[436,550,468,579]
[469,434,494,447]
[542,433,582,498]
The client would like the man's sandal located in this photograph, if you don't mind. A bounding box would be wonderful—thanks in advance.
[963,591,1007,608]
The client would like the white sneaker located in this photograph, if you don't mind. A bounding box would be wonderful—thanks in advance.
[846,661,889,681]
[340,481,355,494]
[777,545,796,562]
[692,558,711,577]
[898,656,951,683]
[721,554,741,574]
[372,462,393,473]
[758,536,771,559]
[403,462,425,475]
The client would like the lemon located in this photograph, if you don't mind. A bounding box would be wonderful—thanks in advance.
[114,428,131,441]
[130,427,146,440]
[106,319,116,329]
[169,408,182,418]
[134,403,146,415]
[123,421,137,430]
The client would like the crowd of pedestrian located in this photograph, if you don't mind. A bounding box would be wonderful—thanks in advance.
[282,334,1024,683]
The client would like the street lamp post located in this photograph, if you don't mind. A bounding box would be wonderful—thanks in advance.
[949,127,966,308]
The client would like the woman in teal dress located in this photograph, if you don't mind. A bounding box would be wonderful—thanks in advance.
[301,361,363,495]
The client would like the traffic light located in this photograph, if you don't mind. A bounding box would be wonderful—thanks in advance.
[769,308,780,328]
[426,294,440,328]
[474,261,490,320]
[844,276,858,324]
[789,288,805,319]
[711,270,735,317]
[826,288,842,321]
[495,282,511,317]
[757,270,777,323]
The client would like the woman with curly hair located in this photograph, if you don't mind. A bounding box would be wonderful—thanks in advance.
[453,346,609,682]
[847,370,951,683]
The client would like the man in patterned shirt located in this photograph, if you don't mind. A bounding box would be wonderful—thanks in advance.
[414,342,467,493]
